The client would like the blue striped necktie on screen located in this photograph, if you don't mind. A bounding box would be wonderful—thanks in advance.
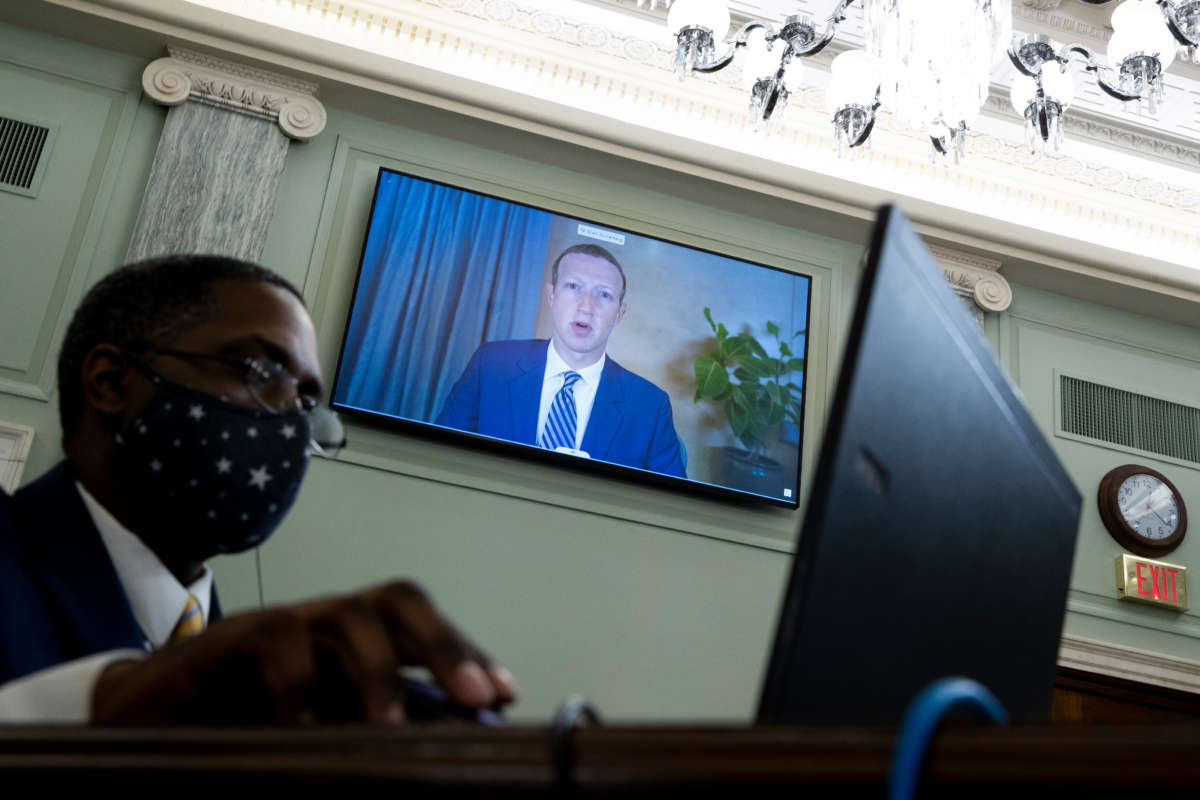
[541,370,582,452]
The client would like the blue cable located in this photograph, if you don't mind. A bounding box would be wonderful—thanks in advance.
[887,677,1009,800]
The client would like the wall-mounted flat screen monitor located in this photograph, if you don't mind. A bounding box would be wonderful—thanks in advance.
[331,168,813,507]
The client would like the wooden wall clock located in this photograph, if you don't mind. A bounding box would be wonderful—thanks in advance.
[1098,464,1188,557]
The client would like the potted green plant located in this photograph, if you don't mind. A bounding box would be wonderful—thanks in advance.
[693,308,805,495]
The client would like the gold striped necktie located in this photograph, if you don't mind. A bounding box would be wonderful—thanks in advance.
[169,593,204,645]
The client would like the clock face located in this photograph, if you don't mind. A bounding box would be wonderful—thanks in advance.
[1117,473,1180,541]
[1099,464,1187,556]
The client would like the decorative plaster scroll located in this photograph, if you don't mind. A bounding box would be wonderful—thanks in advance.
[928,244,1012,313]
[142,46,327,141]
[1059,633,1200,695]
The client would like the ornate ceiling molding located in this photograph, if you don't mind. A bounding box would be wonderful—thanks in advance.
[1014,2,1111,42]
[1021,0,1065,11]
[170,0,1196,260]
[982,95,1200,172]
[142,46,327,140]
[420,0,1200,166]
[166,0,1200,171]
[605,0,1110,43]
[415,0,670,69]
[62,0,1197,291]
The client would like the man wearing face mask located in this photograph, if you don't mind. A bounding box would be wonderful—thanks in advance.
[0,255,515,724]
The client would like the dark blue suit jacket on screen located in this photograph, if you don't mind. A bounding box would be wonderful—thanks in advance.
[436,339,687,479]
[0,462,221,684]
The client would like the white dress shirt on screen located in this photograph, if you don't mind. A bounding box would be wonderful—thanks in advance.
[536,340,606,451]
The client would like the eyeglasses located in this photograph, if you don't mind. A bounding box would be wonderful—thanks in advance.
[149,348,315,413]
[141,349,347,457]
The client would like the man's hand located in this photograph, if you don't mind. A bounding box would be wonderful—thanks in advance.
[91,580,516,724]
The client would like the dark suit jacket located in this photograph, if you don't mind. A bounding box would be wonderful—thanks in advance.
[436,339,687,479]
[0,462,221,684]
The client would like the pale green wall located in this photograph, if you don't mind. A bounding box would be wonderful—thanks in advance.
[243,108,851,721]
[1000,287,1200,661]
[3,20,1200,722]
[0,22,164,477]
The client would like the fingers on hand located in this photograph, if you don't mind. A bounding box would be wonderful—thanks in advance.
[140,581,514,724]
[235,609,318,724]
[368,580,516,709]
[110,610,320,725]
[487,664,518,705]
[306,597,405,724]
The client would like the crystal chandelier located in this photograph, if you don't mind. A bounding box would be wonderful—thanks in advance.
[661,0,1200,161]
[1008,0,1200,154]
[666,0,1010,162]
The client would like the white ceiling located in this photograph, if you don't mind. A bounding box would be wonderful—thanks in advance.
[587,0,1200,149]
[18,0,1200,301]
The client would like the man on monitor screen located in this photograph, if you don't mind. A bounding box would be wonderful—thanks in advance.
[436,244,686,479]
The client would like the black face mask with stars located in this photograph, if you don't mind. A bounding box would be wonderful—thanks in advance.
[112,370,312,565]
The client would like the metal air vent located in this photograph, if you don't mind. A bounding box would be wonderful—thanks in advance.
[1061,375,1200,465]
[0,116,50,194]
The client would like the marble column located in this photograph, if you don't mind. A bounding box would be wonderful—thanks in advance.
[128,47,327,263]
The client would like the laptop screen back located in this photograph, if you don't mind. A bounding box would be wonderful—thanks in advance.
[757,205,1081,724]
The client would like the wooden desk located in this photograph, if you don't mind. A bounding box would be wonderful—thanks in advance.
[2,724,1199,795]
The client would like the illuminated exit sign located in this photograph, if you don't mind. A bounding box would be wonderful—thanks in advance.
[1115,554,1188,612]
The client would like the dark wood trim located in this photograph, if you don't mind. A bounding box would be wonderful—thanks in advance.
[3,723,1200,795]
[1054,665,1200,723]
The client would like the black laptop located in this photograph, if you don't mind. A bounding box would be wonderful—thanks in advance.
[758,205,1081,724]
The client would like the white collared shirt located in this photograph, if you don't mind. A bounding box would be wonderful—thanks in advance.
[77,481,213,650]
[0,484,213,722]
[536,340,606,451]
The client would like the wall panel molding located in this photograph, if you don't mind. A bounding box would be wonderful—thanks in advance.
[1009,294,1200,365]
[0,34,144,404]
[1068,588,1200,640]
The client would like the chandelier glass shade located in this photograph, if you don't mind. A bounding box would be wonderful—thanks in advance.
[663,0,1200,161]
[864,0,1011,160]
[1176,0,1200,63]
[825,50,880,155]
[1106,0,1176,112]
[669,0,731,79]
[1009,64,1075,154]
[740,27,806,126]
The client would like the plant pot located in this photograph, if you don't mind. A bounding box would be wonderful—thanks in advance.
[720,446,783,497]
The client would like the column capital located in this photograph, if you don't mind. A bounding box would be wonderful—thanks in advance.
[142,47,326,141]
[928,244,1013,314]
